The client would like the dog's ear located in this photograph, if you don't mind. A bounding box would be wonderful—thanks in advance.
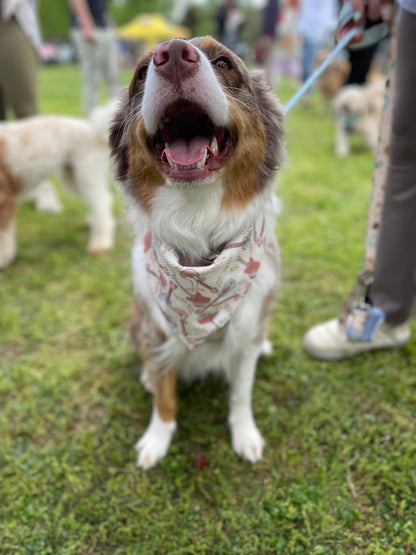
[109,87,130,182]
[250,70,286,179]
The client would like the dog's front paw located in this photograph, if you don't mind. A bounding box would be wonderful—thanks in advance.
[134,415,176,470]
[231,424,265,463]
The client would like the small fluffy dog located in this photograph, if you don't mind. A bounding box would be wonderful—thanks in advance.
[332,81,384,157]
[0,103,116,269]
[110,37,285,469]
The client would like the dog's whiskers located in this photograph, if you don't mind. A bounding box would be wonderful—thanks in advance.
[224,91,251,125]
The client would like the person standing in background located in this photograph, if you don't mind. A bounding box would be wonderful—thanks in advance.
[0,0,42,120]
[255,0,280,86]
[297,0,338,103]
[215,0,245,53]
[69,0,121,115]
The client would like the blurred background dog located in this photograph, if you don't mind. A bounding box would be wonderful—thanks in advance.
[332,80,384,157]
[0,102,117,269]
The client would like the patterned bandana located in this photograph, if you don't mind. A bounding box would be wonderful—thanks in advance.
[144,216,266,349]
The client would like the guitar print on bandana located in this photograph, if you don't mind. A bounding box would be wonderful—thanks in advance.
[145,216,266,348]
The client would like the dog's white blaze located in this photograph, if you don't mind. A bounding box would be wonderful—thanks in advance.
[142,43,229,135]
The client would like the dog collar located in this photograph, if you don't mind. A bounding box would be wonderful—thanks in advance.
[144,216,266,349]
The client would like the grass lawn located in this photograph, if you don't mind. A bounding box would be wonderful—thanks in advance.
[1,64,415,554]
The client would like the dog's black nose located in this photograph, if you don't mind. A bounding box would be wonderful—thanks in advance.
[153,39,199,81]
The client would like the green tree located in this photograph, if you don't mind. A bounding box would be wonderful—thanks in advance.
[38,0,174,41]
[39,0,71,40]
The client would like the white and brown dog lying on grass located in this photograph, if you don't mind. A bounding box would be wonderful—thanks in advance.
[110,37,285,469]
[332,80,384,157]
[0,103,116,269]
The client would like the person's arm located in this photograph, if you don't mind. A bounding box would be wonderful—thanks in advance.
[2,0,22,20]
[339,0,393,43]
[69,0,96,41]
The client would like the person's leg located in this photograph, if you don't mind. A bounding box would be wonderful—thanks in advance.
[0,18,38,118]
[0,18,8,120]
[301,38,315,102]
[71,28,100,115]
[346,18,383,85]
[302,38,315,83]
[98,29,120,100]
[303,9,416,360]
[370,8,416,325]
[0,88,6,121]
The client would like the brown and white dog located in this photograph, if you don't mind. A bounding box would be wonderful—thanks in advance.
[110,37,285,470]
[0,103,116,269]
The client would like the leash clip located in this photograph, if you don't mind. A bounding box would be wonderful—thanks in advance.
[337,0,390,51]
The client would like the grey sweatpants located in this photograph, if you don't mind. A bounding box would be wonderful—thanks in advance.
[371,7,416,325]
[71,27,121,115]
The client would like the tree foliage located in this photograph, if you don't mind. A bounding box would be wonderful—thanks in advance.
[38,0,174,40]
[39,0,71,40]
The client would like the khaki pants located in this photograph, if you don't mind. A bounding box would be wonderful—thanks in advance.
[0,16,38,120]
[71,27,120,115]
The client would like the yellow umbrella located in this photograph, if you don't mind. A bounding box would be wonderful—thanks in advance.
[117,13,190,48]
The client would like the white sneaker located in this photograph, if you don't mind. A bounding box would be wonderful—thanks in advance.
[303,318,411,361]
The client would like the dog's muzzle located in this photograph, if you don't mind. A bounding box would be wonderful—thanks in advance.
[142,39,233,182]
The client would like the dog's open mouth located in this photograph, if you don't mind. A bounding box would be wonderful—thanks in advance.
[149,100,234,181]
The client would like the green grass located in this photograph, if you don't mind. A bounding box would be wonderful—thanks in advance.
[1,64,416,554]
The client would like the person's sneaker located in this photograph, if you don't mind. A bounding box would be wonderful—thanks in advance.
[303,318,411,361]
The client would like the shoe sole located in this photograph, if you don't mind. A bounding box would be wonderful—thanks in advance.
[303,336,410,361]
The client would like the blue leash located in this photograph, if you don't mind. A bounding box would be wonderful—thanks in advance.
[283,0,390,114]
[283,27,362,114]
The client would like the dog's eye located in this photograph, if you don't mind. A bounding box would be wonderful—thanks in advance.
[137,65,148,81]
[215,58,230,70]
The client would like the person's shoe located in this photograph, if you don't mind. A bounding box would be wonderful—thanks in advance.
[303,318,411,361]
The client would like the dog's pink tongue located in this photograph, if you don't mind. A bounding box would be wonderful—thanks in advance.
[165,136,210,166]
